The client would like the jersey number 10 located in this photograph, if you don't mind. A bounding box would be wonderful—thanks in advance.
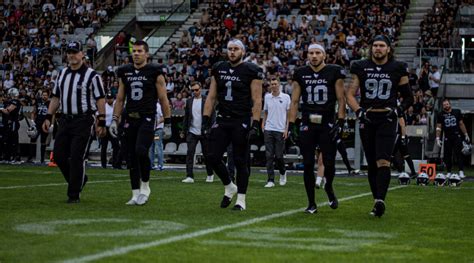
[365,79,392,100]
[306,85,327,104]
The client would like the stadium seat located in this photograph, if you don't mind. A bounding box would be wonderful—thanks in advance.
[175,143,188,155]
[163,142,177,154]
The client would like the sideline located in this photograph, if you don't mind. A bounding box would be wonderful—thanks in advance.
[62,186,406,263]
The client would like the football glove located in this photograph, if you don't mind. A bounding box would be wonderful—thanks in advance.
[109,120,119,138]
[356,107,371,123]
[248,120,260,140]
[436,137,442,148]
[329,118,344,142]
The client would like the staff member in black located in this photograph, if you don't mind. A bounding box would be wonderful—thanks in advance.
[1,88,21,163]
[29,90,50,164]
[110,40,172,206]
[42,41,106,203]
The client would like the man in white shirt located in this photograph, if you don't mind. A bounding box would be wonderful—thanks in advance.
[101,94,120,169]
[262,77,291,187]
[150,101,165,170]
[346,30,357,48]
[181,82,215,183]
[428,65,441,96]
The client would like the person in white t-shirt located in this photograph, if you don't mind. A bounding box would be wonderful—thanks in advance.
[101,94,121,169]
[149,101,165,170]
[181,82,215,183]
[262,77,291,187]
[428,65,441,96]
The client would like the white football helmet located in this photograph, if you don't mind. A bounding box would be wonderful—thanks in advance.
[461,141,472,156]
[398,172,410,185]
[416,172,430,186]
[27,125,38,138]
[434,173,446,186]
[448,173,462,187]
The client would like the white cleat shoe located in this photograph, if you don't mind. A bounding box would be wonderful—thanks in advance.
[136,194,149,206]
[126,198,138,205]
[264,181,275,188]
[279,172,287,186]
[459,171,465,178]
[181,177,195,183]
[206,175,214,183]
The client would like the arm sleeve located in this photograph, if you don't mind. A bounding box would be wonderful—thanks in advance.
[92,73,106,99]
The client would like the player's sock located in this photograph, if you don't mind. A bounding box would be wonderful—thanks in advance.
[234,194,246,210]
[376,166,391,200]
[140,181,150,197]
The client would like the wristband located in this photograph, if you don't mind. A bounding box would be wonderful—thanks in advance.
[45,114,53,122]
[98,120,106,127]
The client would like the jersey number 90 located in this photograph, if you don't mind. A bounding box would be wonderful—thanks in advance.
[365,79,392,100]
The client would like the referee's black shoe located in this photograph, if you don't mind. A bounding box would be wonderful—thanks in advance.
[371,200,385,217]
[67,197,80,204]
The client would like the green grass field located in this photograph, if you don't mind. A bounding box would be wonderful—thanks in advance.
[1,165,473,263]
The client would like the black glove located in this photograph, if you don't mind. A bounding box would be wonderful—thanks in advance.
[329,118,344,142]
[356,107,371,123]
[248,119,260,140]
[201,115,211,138]
[288,122,298,144]
[400,136,408,147]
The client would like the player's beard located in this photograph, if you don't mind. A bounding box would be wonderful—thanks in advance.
[228,53,243,64]
[310,59,323,68]
[444,105,451,111]
[372,51,388,62]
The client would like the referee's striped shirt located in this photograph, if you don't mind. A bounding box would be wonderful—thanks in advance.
[52,64,105,115]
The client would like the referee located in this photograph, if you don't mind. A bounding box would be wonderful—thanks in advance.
[42,41,106,203]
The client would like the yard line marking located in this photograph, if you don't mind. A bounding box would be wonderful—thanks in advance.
[0,177,177,190]
[62,185,406,263]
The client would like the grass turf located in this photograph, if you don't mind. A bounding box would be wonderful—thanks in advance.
[0,165,473,263]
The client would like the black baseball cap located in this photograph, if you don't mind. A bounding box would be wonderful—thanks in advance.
[67,41,82,53]
[371,35,391,46]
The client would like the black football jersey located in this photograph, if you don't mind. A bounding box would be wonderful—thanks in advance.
[35,100,50,124]
[117,63,164,114]
[4,99,21,122]
[350,59,408,109]
[293,64,346,120]
[212,61,264,118]
[437,109,462,136]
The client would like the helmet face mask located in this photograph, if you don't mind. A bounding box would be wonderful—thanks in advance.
[416,172,430,186]
[398,172,410,185]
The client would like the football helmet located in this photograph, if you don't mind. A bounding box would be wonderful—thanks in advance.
[398,172,410,185]
[27,125,38,139]
[434,173,446,186]
[461,141,472,156]
[416,172,430,186]
[448,173,462,187]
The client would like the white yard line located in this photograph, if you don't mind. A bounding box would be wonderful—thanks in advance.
[62,185,406,263]
[0,177,178,190]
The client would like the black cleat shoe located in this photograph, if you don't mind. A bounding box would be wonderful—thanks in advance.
[220,196,232,208]
[327,192,339,209]
[304,204,318,214]
[372,200,385,217]
[67,198,80,204]
[232,204,245,211]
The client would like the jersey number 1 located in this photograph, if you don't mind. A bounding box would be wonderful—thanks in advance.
[225,81,233,101]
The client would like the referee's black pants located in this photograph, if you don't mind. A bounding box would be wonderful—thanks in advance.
[124,116,155,190]
[54,115,94,199]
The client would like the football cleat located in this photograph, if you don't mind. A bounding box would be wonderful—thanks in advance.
[126,198,137,205]
[264,181,275,188]
[327,191,339,209]
[67,198,80,204]
[279,172,287,186]
[220,196,232,208]
[136,194,149,205]
[181,177,195,183]
[206,175,214,183]
[232,204,245,211]
[372,200,385,218]
[304,204,318,214]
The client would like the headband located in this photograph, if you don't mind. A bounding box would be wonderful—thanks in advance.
[308,43,325,53]
[371,35,391,46]
[227,39,246,51]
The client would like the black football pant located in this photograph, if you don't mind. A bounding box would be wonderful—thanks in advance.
[29,125,48,163]
[125,115,155,190]
[101,129,120,168]
[360,112,398,201]
[299,123,337,206]
[207,117,251,194]
[3,128,18,161]
[444,135,464,173]
[54,115,94,199]
[337,139,354,172]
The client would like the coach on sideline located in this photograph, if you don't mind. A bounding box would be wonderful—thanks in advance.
[42,41,106,203]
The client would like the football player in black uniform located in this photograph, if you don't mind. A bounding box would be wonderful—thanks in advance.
[436,99,470,179]
[392,115,417,178]
[29,90,50,164]
[346,35,413,217]
[288,43,346,214]
[202,39,263,211]
[1,88,21,163]
[110,40,172,206]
